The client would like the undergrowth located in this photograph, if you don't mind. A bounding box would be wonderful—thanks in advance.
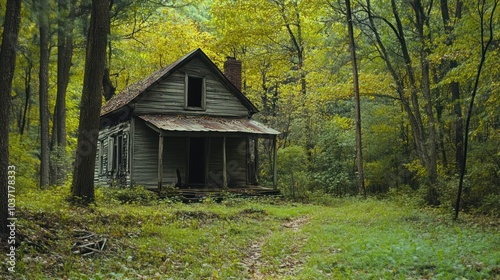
[1,186,499,279]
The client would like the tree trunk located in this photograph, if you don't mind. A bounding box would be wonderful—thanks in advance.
[0,0,22,237]
[440,0,463,173]
[19,60,32,135]
[366,0,437,188]
[411,0,439,204]
[51,0,74,185]
[455,0,497,219]
[71,0,110,203]
[38,2,51,189]
[345,0,365,196]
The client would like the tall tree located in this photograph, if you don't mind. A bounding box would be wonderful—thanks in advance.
[345,0,365,196]
[51,0,74,185]
[364,0,439,202]
[36,0,51,188]
[439,0,463,173]
[455,0,498,219]
[71,0,110,203]
[0,0,22,236]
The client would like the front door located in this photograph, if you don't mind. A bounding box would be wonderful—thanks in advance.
[188,137,205,185]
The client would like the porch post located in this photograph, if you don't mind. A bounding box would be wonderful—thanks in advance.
[158,134,164,191]
[254,137,259,183]
[223,136,227,188]
[273,135,277,190]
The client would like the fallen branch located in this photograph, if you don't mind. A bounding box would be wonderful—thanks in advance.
[71,229,107,257]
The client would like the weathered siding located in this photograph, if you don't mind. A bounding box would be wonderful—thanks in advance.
[207,137,223,187]
[226,137,247,186]
[135,57,249,117]
[161,137,186,186]
[94,121,131,187]
[129,119,250,188]
[205,137,247,187]
[132,119,159,188]
[132,119,187,188]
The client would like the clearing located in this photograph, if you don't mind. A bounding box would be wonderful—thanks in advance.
[2,187,500,279]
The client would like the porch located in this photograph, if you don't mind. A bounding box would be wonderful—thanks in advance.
[138,115,279,191]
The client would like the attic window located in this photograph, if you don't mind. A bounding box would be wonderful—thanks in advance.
[185,75,206,110]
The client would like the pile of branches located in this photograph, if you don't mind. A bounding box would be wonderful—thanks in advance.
[71,230,107,257]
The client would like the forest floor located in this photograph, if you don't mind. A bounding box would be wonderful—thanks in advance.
[2,186,500,279]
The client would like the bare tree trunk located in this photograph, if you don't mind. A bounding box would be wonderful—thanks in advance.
[0,0,22,237]
[71,0,110,203]
[345,0,365,196]
[38,1,51,189]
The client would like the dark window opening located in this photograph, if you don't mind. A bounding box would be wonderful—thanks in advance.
[111,135,123,172]
[187,76,204,108]
[189,137,205,184]
[116,135,123,170]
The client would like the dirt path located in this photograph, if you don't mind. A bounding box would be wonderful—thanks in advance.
[243,215,310,279]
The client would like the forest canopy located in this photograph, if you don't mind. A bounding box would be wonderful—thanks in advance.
[3,0,500,215]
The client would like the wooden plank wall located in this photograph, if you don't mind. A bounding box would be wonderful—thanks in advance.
[162,137,186,186]
[132,119,159,188]
[132,119,187,189]
[206,137,247,187]
[207,137,223,187]
[135,57,249,117]
[226,137,247,186]
[94,121,131,187]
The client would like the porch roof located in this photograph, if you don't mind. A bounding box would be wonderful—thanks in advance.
[139,115,280,136]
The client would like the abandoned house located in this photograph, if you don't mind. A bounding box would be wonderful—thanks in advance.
[95,48,279,193]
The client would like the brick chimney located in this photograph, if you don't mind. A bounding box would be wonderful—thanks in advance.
[224,57,242,91]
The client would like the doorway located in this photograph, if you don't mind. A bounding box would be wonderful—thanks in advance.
[188,137,205,185]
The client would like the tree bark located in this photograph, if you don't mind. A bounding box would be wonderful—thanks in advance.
[71,0,110,203]
[51,0,74,185]
[38,2,51,189]
[345,0,365,196]
[0,0,22,236]
[411,0,439,203]
[19,60,33,135]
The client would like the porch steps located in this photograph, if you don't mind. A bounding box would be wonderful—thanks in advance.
[156,186,281,202]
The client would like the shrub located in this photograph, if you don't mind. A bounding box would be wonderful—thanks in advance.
[99,186,159,205]
[277,146,311,200]
[477,194,500,216]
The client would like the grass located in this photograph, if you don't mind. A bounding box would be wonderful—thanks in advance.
[2,186,500,279]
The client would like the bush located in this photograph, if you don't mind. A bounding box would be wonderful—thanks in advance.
[306,191,345,206]
[387,185,425,207]
[99,186,159,205]
[477,194,500,216]
[277,146,311,200]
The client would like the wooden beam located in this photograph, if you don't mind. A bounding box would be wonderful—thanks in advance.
[254,137,259,184]
[246,136,250,185]
[273,136,277,190]
[158,134,164,191]
[223,136,227,188]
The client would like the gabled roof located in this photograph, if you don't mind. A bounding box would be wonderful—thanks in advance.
[101,48,259,117]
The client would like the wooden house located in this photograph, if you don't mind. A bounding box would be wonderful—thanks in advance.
[95,49,279,193]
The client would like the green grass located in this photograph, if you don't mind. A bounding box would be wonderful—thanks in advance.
[2,187,500,279]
